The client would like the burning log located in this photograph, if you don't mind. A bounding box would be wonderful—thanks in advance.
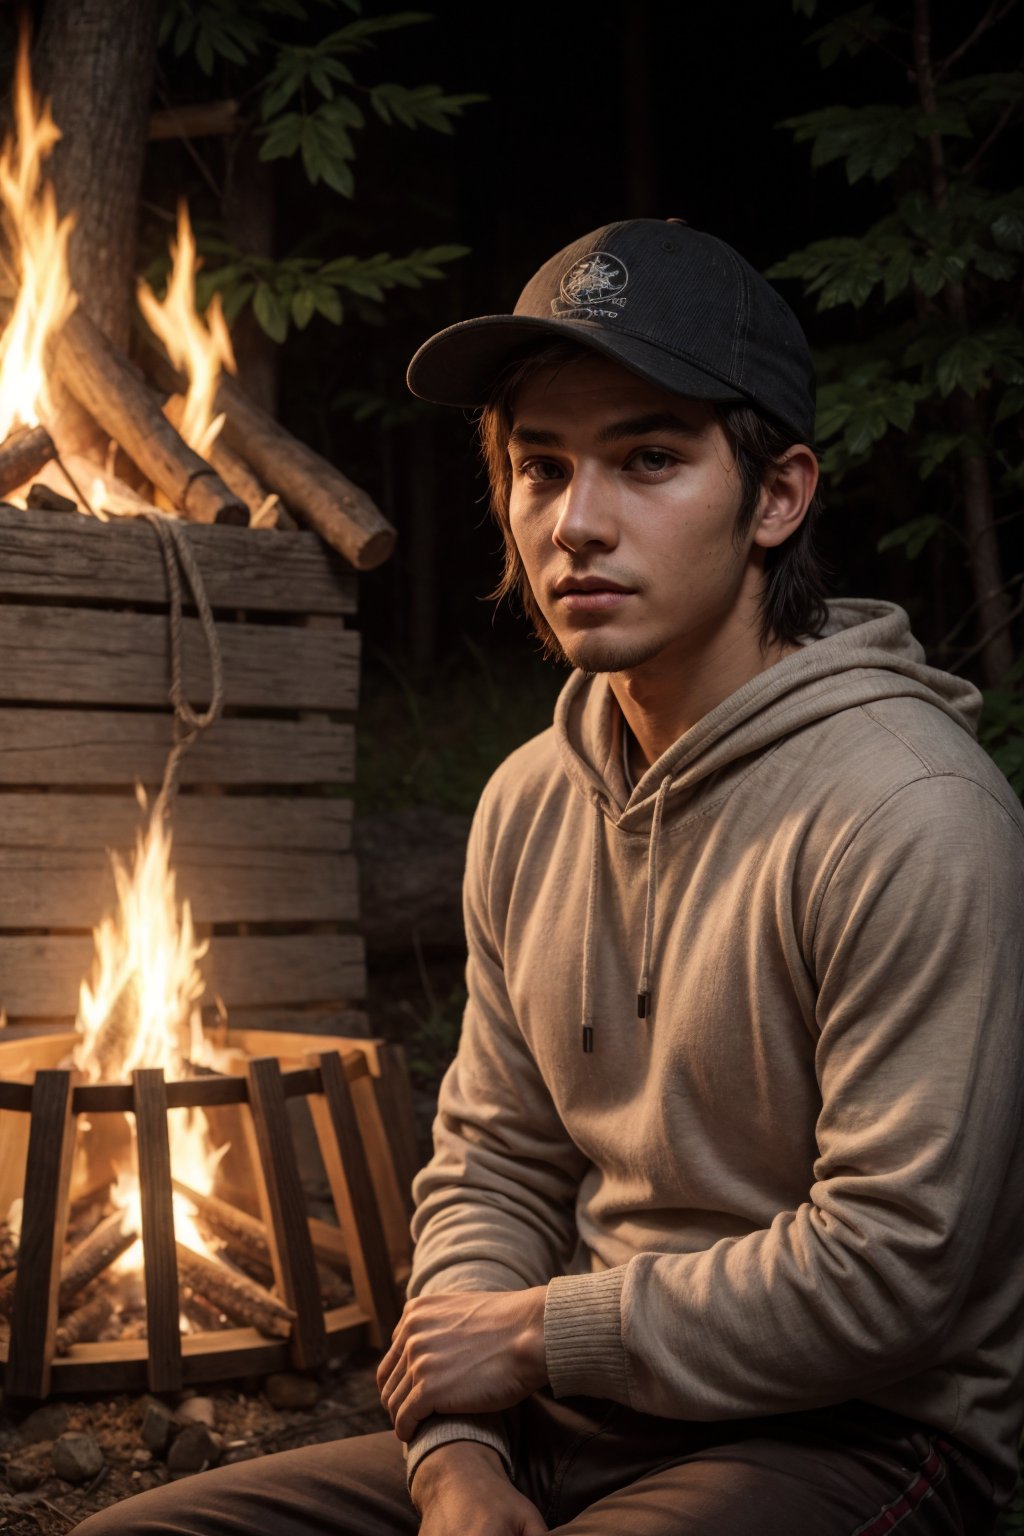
[162,393,282,527]
[0,423,57,497]
[55,1290,114,1353]
[173,1179,350,1307]
[58,1210,138,1307]
[52,308,247,526]
[0,1209,138,1320]
[175,1241,295,1339]
[141,344,394,567]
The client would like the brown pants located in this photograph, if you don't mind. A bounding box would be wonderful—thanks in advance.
[74,1392,998,1534]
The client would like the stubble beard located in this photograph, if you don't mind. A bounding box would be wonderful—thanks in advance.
[536,615,667,676]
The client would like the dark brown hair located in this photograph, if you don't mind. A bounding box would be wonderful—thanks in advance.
[477,340,829,658]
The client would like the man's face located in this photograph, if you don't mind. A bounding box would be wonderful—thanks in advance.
[507,355,763,675]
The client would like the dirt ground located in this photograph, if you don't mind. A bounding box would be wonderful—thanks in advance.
[0,1352,390,1533]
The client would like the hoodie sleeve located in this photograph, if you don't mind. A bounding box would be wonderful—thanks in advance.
[544,772,1024,1417]
[404,779,589,1479]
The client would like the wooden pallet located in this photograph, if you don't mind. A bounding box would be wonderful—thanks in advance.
[0,505,366,1029]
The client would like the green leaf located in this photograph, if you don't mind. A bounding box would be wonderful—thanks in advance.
[291,288,317,329]
[877,514,943,559]
[253,283,288,343]
[996,385,1024,424]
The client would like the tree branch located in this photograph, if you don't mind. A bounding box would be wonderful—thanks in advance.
[952,589,1024,674]
[935,0,1020,84]
[962,97,1022,179]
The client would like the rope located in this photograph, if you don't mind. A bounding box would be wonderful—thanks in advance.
[142,511,224,818]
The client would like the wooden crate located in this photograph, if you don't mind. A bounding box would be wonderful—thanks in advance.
[0,506,366,1035]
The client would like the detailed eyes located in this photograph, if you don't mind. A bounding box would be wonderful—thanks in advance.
[513,448,680,484]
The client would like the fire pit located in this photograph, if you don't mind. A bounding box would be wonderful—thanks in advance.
[0,1025,411,1398]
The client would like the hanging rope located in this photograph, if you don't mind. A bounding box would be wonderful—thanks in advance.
[142,511,224,819]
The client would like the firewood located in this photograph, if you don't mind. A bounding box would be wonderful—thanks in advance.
[148,100,240,141]
[58,1210,138,1307]
[0,1209,137,1320]
[52,308,247,526]
[175,1242,296,1339]
[141,344,394,567]
[0,424,57,497]
[163,394,269,526]
[55,1291,114,1353]
[173,1179,350,1307]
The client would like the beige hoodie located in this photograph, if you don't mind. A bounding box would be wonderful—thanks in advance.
[407,599,1024,1502]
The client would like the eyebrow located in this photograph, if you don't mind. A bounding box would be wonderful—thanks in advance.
[508,411,703,449]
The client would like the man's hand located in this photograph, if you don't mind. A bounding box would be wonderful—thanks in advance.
[412,1442,546,1536]
[377,1286,548,1442]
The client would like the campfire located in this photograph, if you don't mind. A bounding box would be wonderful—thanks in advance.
[0,37,408,1398]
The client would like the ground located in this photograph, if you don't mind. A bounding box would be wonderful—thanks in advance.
[0,1352,390,1533]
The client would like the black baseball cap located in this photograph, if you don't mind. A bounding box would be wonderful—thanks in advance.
[406,218,816,445]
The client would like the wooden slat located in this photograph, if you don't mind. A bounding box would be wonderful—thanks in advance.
[31,1306,368,1393]
[215,1006,369,1039]
[0,507,356,614]
[0,607,359,710]
[350,1069,412,1270]
[0,846,358,926]
[0,710,354,786]
[245,1057,327,1370]
[132,1068,182,1392]
[373,1043,419,1221]
[0,933,365,1018]
[310,1051,400,1345]
[6,1070,75,1396]
[0,793,352,851]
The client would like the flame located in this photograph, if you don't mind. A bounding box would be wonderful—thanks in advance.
[0,29,76,441]
[73,799,226,1268]
[137,203,235,457]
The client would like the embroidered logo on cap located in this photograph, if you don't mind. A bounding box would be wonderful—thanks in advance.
[551,251,629,321]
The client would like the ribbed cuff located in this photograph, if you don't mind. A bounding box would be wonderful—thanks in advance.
[544,1266,630,1402]
[405,1413,512,1493]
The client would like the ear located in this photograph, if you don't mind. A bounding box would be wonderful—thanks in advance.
[750,445,819,550]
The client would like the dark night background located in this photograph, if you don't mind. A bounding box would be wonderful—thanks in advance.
[269,0,904,667]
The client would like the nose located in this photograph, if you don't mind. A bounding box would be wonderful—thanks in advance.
[550,464,618,554]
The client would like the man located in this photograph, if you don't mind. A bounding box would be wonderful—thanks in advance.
[79,220,1023,1535]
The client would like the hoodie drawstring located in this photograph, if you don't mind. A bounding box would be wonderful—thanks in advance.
[581,799,603,1053]
[581,775,672,1052]
[637,775,672,1021]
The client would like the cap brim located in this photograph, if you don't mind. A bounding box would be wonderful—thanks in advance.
[406,314,747,410]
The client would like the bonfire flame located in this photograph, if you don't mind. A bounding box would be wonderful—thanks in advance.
[73,800,225,1267]
[137,202,235,458]
[0,28,76,442]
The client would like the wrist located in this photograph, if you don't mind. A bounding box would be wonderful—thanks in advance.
[516,1284,549,1386]
[411,1441,506,1506]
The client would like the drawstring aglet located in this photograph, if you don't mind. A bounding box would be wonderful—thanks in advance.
[637,991,650,1019]
[582,1026,594,1053]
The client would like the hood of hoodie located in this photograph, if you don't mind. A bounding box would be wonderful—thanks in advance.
[555,599,982,829]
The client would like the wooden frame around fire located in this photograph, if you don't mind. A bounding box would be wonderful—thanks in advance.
[0,1026,416,1395]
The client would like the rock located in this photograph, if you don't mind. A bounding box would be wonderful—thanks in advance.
[222,1443,261,1465]
[140,1400,177,1453]
[131,1447,153,1467]
[19,1402,69,1444]
[52,1431,104,1484]
[177,1395,216,1428]
[166,1423,222,1474]
[265,1371,319,1410]
[7,1452,45,1490]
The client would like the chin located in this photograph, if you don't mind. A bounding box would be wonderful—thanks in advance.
[557,629,666,675]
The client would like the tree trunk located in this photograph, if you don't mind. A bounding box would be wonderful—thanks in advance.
[912,0,1014,685]
[34,0,160,351]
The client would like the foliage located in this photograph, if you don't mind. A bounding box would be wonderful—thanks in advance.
[980,656,1024,796]
[770,0,1023,753]
[155,0,482,340]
